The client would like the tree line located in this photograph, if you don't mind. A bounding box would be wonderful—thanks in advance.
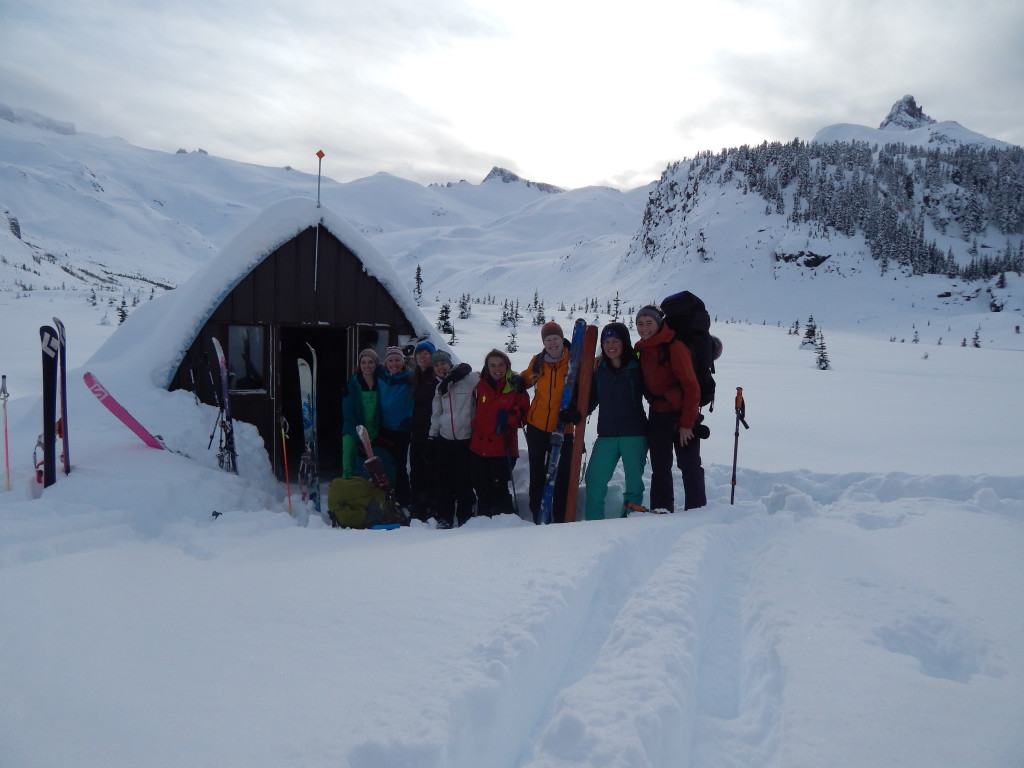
[633,138,1024,281]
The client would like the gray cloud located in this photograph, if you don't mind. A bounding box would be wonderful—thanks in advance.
[685,0,1024,149]
[2,0,1021,189]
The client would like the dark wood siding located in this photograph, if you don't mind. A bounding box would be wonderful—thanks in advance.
[168,225,416,479]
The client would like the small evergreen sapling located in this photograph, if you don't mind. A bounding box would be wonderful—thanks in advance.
[436,302,454,335]
[801,315,818,349]
[413,265,423,305]
[815,329,831,370]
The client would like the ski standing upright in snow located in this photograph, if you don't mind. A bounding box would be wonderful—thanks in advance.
[210,337,238,474]
[38,325,59,488]
[562,323,598,522]
[53,317,70,474]
[297,344,322,518]
[538,318,587,524]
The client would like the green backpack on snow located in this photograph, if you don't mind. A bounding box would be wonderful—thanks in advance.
[327,477,405,529]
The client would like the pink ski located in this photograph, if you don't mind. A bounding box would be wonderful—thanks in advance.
[83,372,166,450]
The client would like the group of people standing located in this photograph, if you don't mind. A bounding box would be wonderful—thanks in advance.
[339,303,706,528]
[341,341,529,529]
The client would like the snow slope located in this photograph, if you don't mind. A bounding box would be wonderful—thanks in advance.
[1,103,1022,767]
[1,293,1022,768]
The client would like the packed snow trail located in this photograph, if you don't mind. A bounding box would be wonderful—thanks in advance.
[514,505,783,768]
[1,461,1022,768]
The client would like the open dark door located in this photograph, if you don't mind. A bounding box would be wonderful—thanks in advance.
[277,326,349,483]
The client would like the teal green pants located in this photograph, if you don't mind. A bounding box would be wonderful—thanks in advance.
[584,436,647,520]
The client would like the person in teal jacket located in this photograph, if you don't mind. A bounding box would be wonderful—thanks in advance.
[584,323,648,520]
[341,348,394,482]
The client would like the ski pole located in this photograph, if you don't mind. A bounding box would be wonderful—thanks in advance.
[280,416,292,516]
[1,375,9,491]
[207,406,222,451]
[204,353,223,450]
[505,446,520,518]
[730,387,749,505]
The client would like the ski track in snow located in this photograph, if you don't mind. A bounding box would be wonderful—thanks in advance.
[513,505,784,768]
[2,460,1024,765]
[325,466,1024,768]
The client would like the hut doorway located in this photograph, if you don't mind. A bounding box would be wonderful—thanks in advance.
[278,325,349,482]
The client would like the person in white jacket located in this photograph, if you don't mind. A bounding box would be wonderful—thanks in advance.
[429,352,479,528]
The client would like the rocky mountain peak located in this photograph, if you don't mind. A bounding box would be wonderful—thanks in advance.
[482,166,563,194]
[879,95,936,130]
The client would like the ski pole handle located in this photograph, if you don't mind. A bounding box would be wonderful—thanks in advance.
[735,387,749,429]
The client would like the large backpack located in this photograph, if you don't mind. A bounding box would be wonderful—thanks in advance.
[327,477,405,529]
[660,291,721,410]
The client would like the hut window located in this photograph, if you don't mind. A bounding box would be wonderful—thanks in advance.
[228,325,266,392]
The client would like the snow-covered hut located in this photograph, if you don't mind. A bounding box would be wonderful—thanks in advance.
[150,197,441,477]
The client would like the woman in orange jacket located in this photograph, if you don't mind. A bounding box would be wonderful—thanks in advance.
[519,321,577,524]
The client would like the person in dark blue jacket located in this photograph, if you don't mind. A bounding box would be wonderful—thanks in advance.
[408,340,438,522]
[377,346,414,507]
[584,323,648,519]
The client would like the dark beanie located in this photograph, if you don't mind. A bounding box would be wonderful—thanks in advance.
[600,322,632,348]
[635,306,664,328]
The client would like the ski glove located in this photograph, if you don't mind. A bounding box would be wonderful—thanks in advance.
[508,373,526,394]
[496,409,509,434]
[559,408,582,425]
[438,363,471,395]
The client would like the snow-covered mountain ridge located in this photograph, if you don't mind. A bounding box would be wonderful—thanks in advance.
[1,97,1023,768]
[1,96,1021,343]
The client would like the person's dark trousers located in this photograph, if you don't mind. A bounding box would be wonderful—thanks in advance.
[377,428,412,508]
[647,410,706,512]
[433,437,476,527]
[409,436,433,522]
[525,424,574,524]
[472,453,516,517]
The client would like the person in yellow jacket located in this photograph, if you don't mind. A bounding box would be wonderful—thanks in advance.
[519,321,579,524]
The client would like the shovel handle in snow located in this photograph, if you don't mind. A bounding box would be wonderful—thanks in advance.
[730,387,749,505]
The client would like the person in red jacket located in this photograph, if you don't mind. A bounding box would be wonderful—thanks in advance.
[470,349,529,517]
[634,305,706,512]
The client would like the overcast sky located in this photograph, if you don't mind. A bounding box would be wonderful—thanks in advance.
[2,0,1022,190]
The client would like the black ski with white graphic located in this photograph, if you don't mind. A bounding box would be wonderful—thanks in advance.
[53,317,70,474]
[39,325,59,487]
[210,337,238,474]
[297,344,324,520]
[538,318,586,524]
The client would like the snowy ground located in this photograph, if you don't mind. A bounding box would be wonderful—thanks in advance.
[1,293,1023,768]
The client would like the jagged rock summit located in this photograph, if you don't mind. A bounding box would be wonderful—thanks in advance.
[813,94,1008,151]
[879,95,936,130]
[482,166,563,194]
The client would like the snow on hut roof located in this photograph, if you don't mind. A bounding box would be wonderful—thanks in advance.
[86,197,445,389]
